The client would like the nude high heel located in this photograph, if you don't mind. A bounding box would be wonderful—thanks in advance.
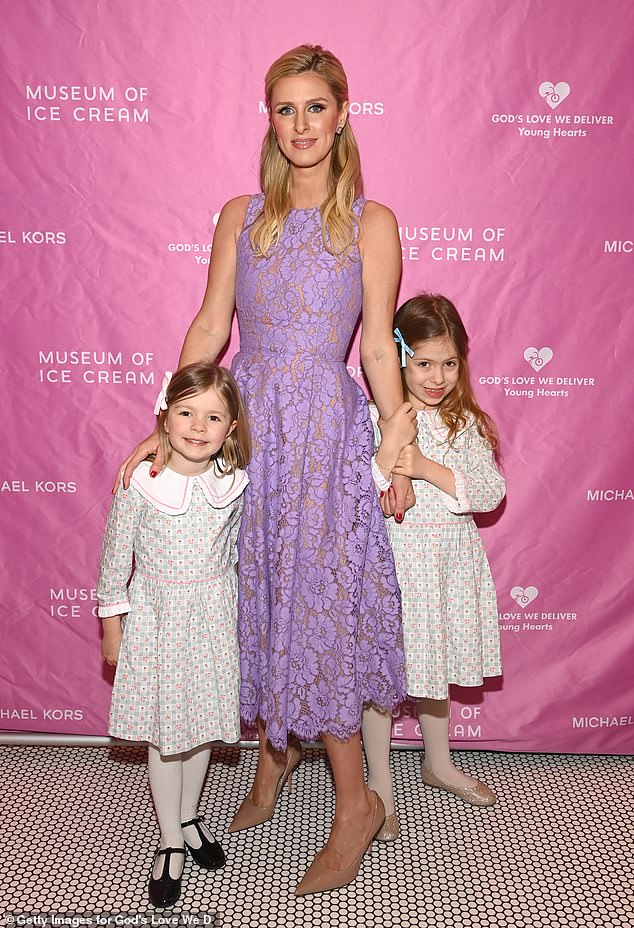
[294,791,385,896]
[228,743,302,833]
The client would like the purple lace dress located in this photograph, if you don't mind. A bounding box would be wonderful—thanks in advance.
[232,194,405,750]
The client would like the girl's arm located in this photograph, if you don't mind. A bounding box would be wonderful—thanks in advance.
[452,429,506,513]
[119,196,250,488]
[97,485,143,634]
[101,615,124,666]
[358,202,414,518]
[393,426,505,513]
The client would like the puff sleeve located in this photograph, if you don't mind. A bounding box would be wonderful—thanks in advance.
[443,426,506,514]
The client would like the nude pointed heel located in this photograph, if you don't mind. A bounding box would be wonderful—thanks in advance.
[294,791,385,896]
[228,744,302,833]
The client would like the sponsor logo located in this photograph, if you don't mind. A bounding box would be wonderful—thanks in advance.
[500,588,578,633]
[38,350,156,385]
[604,240,632,254]
[393,702,485,739]
[258,100,384,116]
[539,81,571,109]
[398,225,506,263]
[524,347,553,371]
[49,587,99,619]
[479,347,596,400]
[511,585,539,607]
[0,231,66,245]
[491,80,615,140]
[586,488,633,502]
[1,480,77,494]
[0,707,84,721]
[24,84,150,123]
[572,715,633,729]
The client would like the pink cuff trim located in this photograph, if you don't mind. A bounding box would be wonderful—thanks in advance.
[442,468,471,513]
[371,456,391,492]
[98,601,130,618]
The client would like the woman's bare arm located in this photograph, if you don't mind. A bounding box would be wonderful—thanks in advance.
[117,196,250,489]
[358,201,415,519]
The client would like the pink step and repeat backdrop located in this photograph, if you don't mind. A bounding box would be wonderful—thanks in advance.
[1,1,632,753]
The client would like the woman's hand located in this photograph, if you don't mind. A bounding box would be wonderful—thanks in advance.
[101,618,123,666]
[384,473,416,522]
[112,430,161,493]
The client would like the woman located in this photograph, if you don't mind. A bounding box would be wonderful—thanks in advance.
[123,44,413,894]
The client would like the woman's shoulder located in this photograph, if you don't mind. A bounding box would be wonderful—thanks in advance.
[359,199,398,229]
[217,195,254,233]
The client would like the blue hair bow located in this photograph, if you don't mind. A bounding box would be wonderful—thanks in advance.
[393,328,414,368]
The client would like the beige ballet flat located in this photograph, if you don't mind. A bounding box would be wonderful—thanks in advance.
[295,791,385,896]
[375,811,400,842]
[228,744,302,833]
[421,762,497,807]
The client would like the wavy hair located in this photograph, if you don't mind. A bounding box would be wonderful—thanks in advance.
[249,44,362,259]
[394,293,500,452]
[157,363,251,476]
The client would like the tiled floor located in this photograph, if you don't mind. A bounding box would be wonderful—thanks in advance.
[1,744,632,927]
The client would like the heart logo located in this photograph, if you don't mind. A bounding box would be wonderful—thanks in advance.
[539,81,571,109]
[524,346,553,371]
[510,586,539,608]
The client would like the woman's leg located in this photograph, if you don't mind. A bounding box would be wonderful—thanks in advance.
[147,745,185,879]
[417,697,477,789]
[248,717,292,805]
[315,731,378,871]
[361,706,395,817]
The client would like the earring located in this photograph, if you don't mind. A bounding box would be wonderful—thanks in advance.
[335,125,343,135]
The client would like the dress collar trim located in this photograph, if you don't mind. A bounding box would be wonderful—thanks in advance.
[130,461,249,515]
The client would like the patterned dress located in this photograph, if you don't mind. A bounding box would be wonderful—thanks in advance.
[231,195,406,750]
[371,407,505,699]
[97,461,248,755]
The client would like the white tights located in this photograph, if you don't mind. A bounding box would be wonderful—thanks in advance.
[147,743,211,877]
[362,698,477,814]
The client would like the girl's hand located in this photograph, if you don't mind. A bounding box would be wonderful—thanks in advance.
[378,402,417,452]
[113,430,161,493]
[101,619,123,666]
[393,445,431,480]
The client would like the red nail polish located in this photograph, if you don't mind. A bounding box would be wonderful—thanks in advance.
[150,470,157,478]
[380,491,384,498]
[396,512,403,522]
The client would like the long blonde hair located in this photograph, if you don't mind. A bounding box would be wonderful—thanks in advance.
[249,44,362,259]
[157,363,251,476]
[394,294,500,452]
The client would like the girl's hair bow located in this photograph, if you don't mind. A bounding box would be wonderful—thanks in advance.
[153,371,173,415]
[393,328,414,368]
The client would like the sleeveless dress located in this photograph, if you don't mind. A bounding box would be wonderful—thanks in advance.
[231,194,406,750]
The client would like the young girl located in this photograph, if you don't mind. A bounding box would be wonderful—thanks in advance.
[97,362,250,907]
[362,293,505,839]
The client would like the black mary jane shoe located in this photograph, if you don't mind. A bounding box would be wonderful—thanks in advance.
[181,816,226,870]
[149,847,185,908]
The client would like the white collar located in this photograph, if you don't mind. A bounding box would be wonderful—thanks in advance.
[130,460,249,515]
[419,408,470,442]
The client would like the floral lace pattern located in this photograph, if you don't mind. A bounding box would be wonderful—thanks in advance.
[232,195,405,750]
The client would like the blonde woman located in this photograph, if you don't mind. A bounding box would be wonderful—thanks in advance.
[122,44,414,894]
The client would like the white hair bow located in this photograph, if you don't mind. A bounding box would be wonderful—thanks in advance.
[153,371,173,415]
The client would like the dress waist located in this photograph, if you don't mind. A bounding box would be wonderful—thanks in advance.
[136,567,233,585]
[234,345,346,363]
